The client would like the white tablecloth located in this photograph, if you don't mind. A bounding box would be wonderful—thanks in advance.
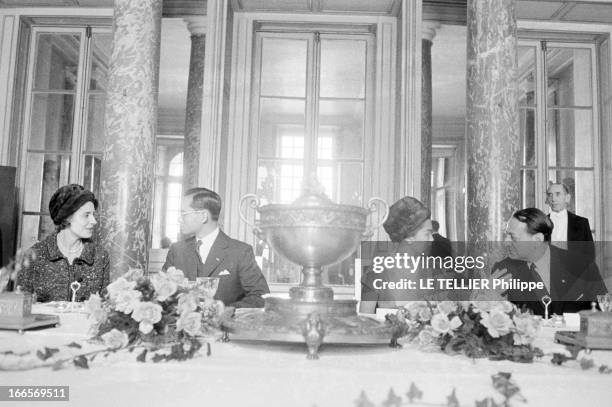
[1,308,611,407]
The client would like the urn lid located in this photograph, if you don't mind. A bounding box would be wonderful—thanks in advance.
[291,192,334,207]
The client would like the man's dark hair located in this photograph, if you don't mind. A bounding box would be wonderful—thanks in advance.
[512,208,553,242]
[185,188,222,221]
[431,220,440,232]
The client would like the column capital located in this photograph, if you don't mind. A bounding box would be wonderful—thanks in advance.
[184,16,207,36]
[422,21,441,42]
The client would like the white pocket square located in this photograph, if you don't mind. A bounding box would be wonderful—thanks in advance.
[218,270,230,276]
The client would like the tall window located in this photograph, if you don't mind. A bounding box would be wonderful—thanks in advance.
[152,147,183,249]
[19,27,111,248]
[252,29,374,287]
[519,41,599,236]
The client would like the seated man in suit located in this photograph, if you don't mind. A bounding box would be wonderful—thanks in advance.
[493,208,607,316]
[163,188,269,308]
[546,182,595,263]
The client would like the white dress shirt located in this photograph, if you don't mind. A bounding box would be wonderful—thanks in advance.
[549,209,568,249]
[196,227,220,264]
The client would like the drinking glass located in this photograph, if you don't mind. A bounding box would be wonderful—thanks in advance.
[195,277,220,300]
[596,294,611,312]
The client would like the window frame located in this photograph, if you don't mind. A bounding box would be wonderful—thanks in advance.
[17,24,111,248]
[223,13,398,298]
[518,38,601,239]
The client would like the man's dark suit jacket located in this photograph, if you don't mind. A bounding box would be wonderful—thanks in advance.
[162,231,269,308]
[431,233,453,258]
[549,211,595,262]
[492,245,607,316]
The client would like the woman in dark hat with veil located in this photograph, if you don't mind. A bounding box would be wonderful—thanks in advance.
[17,184,109,302]
[359,196,434,313]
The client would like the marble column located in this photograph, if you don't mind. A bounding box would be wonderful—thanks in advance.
[99,0,162,279]
[466,0,520,260]
[421,21,439,210]
[183,17,206,191]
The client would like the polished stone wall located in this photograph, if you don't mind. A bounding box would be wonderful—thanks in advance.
[99,0,163,279]
[466,0,521,260]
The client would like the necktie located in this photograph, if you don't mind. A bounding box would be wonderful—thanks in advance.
[529,263,537,274]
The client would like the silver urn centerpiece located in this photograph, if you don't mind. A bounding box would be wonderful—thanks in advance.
[240,191,387,305]
[221,188,401,359]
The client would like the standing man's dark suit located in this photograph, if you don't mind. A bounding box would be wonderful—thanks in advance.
[492,245,606,316]
[564,211,595,262]
[431,233,452,258]
[163,231,269,308]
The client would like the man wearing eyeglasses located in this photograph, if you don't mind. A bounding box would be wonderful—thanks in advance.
[491,208,606,316]
[162,187,269,308]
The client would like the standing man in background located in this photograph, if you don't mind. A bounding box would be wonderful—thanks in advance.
[546,182,594,263]
[431,220,452,258]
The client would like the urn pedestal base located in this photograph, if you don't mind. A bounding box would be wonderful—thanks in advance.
[221,297,402,359]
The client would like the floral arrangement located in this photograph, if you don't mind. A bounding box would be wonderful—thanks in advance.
[0,267,227,370]
[85,267,226,360]
[395,301,543,363]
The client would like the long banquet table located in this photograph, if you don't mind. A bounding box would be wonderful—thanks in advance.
[1,308,611,407]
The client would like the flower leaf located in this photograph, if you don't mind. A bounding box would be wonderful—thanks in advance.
[151,353,166,363]
[354,391,375,407]
[405,382,423,403]
[67,342,82,349]
[551,353,571,365]
[446,388,459,407]
[136,349,147,363]
[73,355,89,369]
[475,397,500,407]
[382,388,402,407]
[36,347,60,361]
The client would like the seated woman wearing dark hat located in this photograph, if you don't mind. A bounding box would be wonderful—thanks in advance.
[359,196,434,313]
[17,184,110,302]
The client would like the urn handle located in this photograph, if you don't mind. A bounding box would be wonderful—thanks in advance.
[363,197,389,238]
[239,194,261,234]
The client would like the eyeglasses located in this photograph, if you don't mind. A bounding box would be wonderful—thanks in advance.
[178,210,205,222]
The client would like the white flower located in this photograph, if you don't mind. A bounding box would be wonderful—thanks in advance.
[165,267,189,286]
[458,301,472,311]
[84,293,106,322]
[480,309,513,338]
[177,293,198,315]
[512,313,540,345]
[124,267,144,282]
[436,301,458,315]
[472,301,497,314]
[418,307,433,322]
[132,302,163,334]
[176,312,202,336]
[491,301,515,314]
[106,277,136,300]
[416,326,442,351]
[151,274,178,301]
[114,289,142,314]
[101,329,129,349]
[431,313,462,335]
